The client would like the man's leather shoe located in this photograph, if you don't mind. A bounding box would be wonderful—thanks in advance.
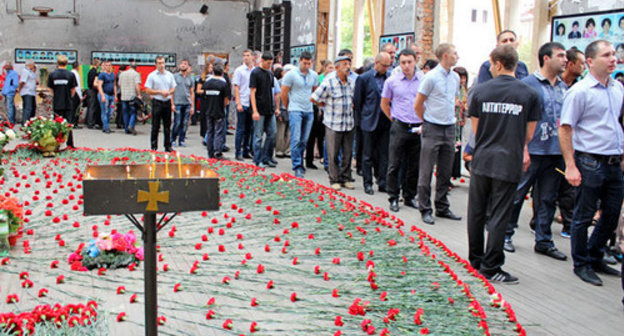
[503,239,515,253]
[235,156,244,161]
[404,198,419,209]
[435,210,462,220]
[574,266,603,286]
[421,212,435,225]
[306,163,319,170]
[534,246,567,261]
[592,262,621,276]
[389,200,399,212]
[243,153,252,159]
[378,186,386,193]
[364,185,374,195]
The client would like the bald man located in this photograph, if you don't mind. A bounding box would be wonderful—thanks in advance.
[354,52,393,194]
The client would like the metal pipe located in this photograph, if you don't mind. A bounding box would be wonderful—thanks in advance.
[143,213,158,336]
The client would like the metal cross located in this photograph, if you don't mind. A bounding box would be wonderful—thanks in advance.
[137,181,170,212]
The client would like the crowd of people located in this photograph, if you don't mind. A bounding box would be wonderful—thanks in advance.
[1,30,624,303]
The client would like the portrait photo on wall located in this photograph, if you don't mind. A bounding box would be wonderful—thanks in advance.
[551,8,624,78]
[379,32,415,53]
[15,48,77,64]
[290,45,315,66]
[91,51,176,67]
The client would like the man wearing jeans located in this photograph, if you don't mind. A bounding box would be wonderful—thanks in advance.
[249,52,278,168]
[503,42,569,258]
[144,56,176,152]
[1,62,19,124]
[281,51,318,177]
[118,64,142,135]
[18,60,38,124]
[560,40,624,286]
[172,59,195,147]
[95,60,116,134]
[233,50,255,160]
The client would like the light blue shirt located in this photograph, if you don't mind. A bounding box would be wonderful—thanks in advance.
[418,64,459,125]
[1,70,19,95]
[560,73,624,155]
[232,64,254,107]
[19,68,37,96]
[282,67,318,112]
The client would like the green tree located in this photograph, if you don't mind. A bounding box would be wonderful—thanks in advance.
[340,0,373,64]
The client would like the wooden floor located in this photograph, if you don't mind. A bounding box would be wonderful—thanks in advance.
[4,122,624,335]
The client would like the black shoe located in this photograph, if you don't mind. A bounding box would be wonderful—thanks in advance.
[87,125,95,129]
[243,153,252,159]
[421,212,435,225]
[165,147,173,153]
[276,153,286,158]
[503,239,515,253]
[222,146,230,152]
[389,200,399,212]
[357,169,363,176]
[404,198,419,209]
[364,185,374,195]
[306,163,319,170]
[484,270,519,284]
[592,262,621,276]
[378,186,386,193]
[435,210,462,220]
[534,246,567,261]
[235,156,244,161]
[264,161,277,168]
[574,266,603,286]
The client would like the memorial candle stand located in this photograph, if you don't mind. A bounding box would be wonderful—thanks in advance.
[82,160,219,336]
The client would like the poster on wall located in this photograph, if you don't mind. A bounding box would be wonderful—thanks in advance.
[290,45,315,66]
[379,32,415,53]
[91,51,176,67]
[15,48,77,64]
[551,9,624,78]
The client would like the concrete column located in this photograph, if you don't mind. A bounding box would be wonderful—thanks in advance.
[530,0,550,71]
[503,0,521,31]
[328,0,341,60]
[352,0,365,67]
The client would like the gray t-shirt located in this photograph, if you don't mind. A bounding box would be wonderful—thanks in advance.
[173,72,194,105]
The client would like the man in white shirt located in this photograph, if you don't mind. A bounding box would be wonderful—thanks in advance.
[70,61,83,128]
[144,56,176,152]
[17,60,38,124]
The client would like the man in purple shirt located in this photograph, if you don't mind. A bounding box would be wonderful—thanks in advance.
[380,48,422,212]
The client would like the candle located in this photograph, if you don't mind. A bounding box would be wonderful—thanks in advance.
[200,170,204,178]
[126,166,131,179]
[177,152,182,178]
[149,166,153,179]
[151,154,156,178]
[186,169,190,177]
[165,154,170,178]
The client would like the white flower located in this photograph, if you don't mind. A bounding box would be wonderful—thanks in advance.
[5,129,15,140]
[0,133,6,142]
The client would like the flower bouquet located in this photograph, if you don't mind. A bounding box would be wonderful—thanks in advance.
[69,231,144,271]
[0,195,25,254]
[21,115,72,156]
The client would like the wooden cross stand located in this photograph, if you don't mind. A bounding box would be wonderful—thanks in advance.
[82,162,219,336]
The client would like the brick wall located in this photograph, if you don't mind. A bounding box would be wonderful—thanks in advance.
[418,0,436,62]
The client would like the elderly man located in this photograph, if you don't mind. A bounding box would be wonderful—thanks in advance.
[1,62,19,124]
[311,55,356,190]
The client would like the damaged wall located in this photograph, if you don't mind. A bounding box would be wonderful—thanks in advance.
[290,0,316,47]
[0,0,249,67]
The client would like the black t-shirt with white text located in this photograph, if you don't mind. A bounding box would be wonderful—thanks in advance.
[249,67,275,116]
[47,69,77,111]
[202,77,231,119]
[469,75,541,183]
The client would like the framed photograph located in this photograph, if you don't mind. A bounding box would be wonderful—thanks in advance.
[551,9,624,78]
[290,45,315,66]
[91,51,177,67]
[15,48,78,64]
[379,32,415,53]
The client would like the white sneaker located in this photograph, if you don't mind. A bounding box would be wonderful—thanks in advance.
[342,182,355,190]
[330,183,341,190]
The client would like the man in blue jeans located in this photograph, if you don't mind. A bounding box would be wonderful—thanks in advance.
[503,42,569,261]
[250,52,279,168]
[1,62,19,124]
[281,51,318,177]
[95,60,116,133]
[233,50,255,160]
[118,63,142,135]
[560,40,624,286]
[171,59,194,147]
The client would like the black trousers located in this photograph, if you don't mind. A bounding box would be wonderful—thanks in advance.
[86,89,101,127]
[468,173,517,275]
[361,119,390,189]
[306,106,324,165]
[54,109,74,148]
[386,120,421,202]
[151,100,172,150]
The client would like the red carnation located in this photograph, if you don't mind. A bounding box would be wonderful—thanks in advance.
[223,319,233,330]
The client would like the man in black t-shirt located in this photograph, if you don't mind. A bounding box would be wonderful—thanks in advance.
[201,63,231,158]
[86,58,102,128]
[249,52,279,168]
[47,55,78,148]
[467,45,540,284]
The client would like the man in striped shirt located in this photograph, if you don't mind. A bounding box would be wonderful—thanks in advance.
[310,55,356,190]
